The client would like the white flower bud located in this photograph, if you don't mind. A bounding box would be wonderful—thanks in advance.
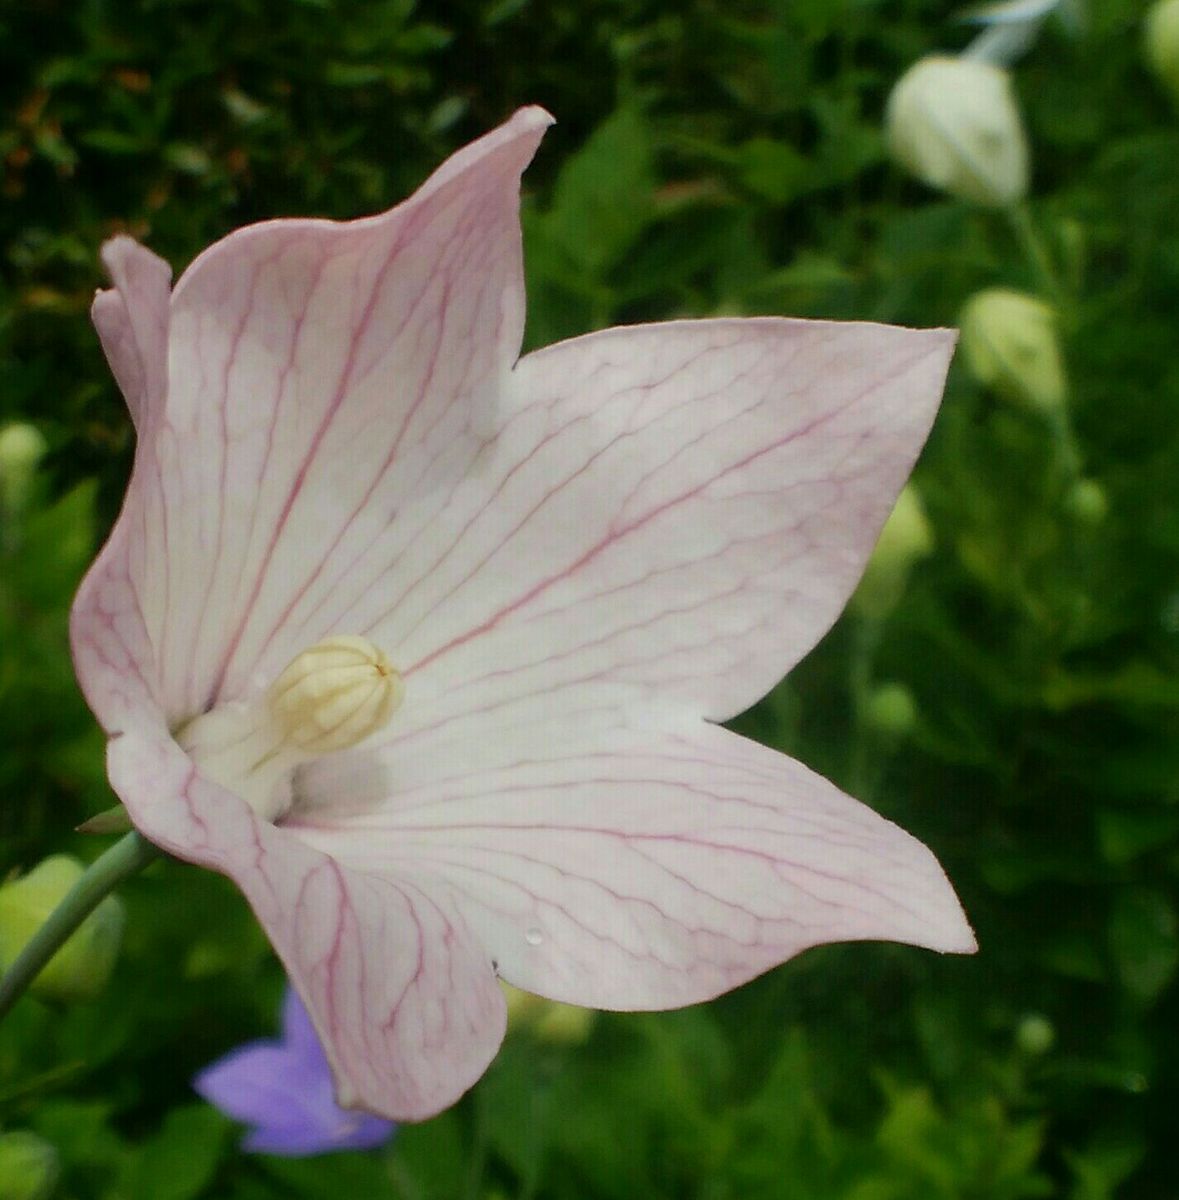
[959,288,1066,412]
[886,55,1029,207]
[269,635,403,754]
[1146,0,1179,100]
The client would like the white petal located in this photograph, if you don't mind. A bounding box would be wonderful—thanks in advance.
[90,237,172,429]
[126,107,551,722]
[105,718,506,1121]
[337,318,953,766]
[290,721,974,1010]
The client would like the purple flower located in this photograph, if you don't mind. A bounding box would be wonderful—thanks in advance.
[194,988,396,1156]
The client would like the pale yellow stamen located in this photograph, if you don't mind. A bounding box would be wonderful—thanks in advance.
[269,635,403,754]
[176,636,401,822]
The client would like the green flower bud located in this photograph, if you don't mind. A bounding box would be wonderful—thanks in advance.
[501,982,595,1046]
[1015,1012,1055,1056]
[0,423,47,516]
[959,288,1066,412]
[851,486,935,620]
[1066,479,1108,524]
[533,999,596,1045]
[864,682,918,739]
[1145,0,1179,100]
[886,56,1029,207]
[0,856,125,1003]
[0,1130,61,1200]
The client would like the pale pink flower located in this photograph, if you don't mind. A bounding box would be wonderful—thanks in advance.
[72,106,973,1122]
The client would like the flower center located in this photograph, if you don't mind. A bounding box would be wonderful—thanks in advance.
[176,636,402,822]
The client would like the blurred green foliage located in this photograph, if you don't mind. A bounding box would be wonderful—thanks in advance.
[1,0,1177,1196]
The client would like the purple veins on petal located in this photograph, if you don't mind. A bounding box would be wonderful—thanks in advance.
[193,987,396,1157]
[75,104,973,1125]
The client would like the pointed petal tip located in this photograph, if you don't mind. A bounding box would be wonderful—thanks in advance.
[89,286,117,320]
[915,877,978,956]
[898,321,958,354]
[98,233,173,289]
[922,915,978,956]
[98,233,139,274]
[910,324,959,376]
[511,104,556,131]
[943,916,980,955]
[935,324,960,352]
[956,929,980,955]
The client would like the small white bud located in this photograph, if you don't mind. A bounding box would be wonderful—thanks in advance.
[1146,0,1179,100]
[269,635,403,754]
[886,55,1029,207]
[959,288,1066,412]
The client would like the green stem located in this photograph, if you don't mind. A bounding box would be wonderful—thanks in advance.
[1007,204,1067,309]
[1047,404,1084,482]
[848,616,884,800]
[0,832,160,1022]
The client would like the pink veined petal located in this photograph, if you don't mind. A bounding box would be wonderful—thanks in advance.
[105,719,507,1121]
[107,106,551,728]
[70,520,162,734]
[314,318,953,766]
[90,237,172,430]
[288,720,975,1010]
[69,110,972,1128]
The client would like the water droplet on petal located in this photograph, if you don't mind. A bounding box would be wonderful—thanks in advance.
[524,927,544,947]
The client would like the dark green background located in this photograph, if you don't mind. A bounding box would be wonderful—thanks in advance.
[1,0,1176,1196]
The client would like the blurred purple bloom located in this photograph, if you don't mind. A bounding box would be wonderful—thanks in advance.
[194,988,396,1156]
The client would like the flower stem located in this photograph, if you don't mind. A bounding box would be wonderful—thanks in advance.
[1007,204,1067,309]
[0,831,160,1022]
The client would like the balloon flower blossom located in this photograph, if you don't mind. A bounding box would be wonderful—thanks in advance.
[72,106,974,1122]
[194,986,396,1155]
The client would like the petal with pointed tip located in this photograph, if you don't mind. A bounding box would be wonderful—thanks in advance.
[335,318,953,765]
[106,719,506,1121]
[97,107,551,726]
[90,237,172,430]
[290,721,975,1010]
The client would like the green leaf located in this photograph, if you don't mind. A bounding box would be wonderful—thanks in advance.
[116,1105,230,1200]
[540,107,656,278]
[1096,806,1179,865]
[1107,888,1179,1003]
